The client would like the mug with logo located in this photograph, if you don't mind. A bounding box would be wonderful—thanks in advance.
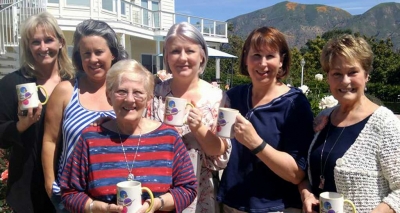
[117,181,154,213]
[16,82,48,110]
[319,192,356,213]
[216,107,239,138]
[164,97,194,126]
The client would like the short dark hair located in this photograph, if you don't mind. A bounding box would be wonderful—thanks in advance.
[240,27,291,80]
[72,19,128,71]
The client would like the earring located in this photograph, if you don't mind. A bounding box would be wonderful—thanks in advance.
[365,86,367,92]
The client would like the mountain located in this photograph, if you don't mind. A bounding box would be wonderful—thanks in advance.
[227,1,400,49]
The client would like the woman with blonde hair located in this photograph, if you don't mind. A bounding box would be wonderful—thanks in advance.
[60,59,197,213]
[0,11,74,212]
[299,34,400,213]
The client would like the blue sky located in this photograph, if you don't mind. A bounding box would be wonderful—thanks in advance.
[175,0,400,21]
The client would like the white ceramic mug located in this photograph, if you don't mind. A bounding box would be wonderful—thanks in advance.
[216,108,238,138]
[117,181,154,213]
[319,192,356,213]
[16,83,48,110]
[164,97,194,126]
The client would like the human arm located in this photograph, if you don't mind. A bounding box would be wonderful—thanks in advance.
[187,105,228,156]
[166,136,197,212]
[233,95,314,184]
[0,75,42,148]
[233,114,305,184]
[42,81,72,197]
[60,135,123,213]
[137,135,197,213]
[373,114,400,213]
[298,179,319,213]
[187,90,232,171]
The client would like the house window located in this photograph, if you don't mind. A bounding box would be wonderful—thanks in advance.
[102,0,114,11]
[67,0,90,7]
[141,0,160,27]
[152,1,160,28]
[67,46,74,58]
[141,54,163,74]
[121,1,126,15]
[141,54,153,73]
[48,0,59,3]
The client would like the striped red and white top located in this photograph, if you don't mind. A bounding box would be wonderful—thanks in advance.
[60,123,197,213]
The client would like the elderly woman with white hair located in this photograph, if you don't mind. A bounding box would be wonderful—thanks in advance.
[60,59,197,213]
[146,22,231,213]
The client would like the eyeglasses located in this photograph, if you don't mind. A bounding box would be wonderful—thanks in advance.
[114,90,147,101]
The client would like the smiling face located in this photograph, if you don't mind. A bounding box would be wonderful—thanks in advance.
[327,55,368,104]
[28,26,63,68]
[245,45,283,85]
[166,37,204,80]
[108,74,148,123]
[79,35,114,80]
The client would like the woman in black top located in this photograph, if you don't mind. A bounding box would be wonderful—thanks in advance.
[0,12,74,212]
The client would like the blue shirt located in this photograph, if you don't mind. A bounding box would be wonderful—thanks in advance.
[309,114,370,196]
[217,85,314,212]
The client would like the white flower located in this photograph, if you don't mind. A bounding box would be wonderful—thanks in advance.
[319,95,338,109]
[156,70,172,81]
[315,74,323,81]
[299,85,310,95]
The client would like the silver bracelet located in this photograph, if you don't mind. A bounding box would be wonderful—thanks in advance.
[89,200,95,213]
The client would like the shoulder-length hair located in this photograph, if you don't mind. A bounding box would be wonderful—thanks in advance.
[163,22,208,74]
[20,11,74,79]
[72,19,128,71]
[240,27,291,80]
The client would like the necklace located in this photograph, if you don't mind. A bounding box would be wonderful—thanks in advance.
[319,122,346,189]
[116,125,142,181]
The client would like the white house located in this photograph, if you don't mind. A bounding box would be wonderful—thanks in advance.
[0,0,229,78]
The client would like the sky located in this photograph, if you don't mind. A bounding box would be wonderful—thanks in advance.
[175,0,400,22]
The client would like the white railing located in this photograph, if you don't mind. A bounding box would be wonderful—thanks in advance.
[0,0,46,54]
[47,0,228,39]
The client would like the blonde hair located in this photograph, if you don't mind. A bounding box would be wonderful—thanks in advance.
[321,34,373,75]
[20,11,74,79]
[106,59,154,99]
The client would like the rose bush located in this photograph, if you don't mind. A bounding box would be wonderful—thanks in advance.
[0,149,11,212]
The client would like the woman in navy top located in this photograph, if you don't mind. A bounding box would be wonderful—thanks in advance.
[217,27,314,212]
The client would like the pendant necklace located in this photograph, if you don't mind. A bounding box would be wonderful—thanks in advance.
[319,122,345,189]
[117,125,142,181]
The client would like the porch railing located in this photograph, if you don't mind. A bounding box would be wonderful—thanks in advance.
[0,0,46,54]
[46,0,228,39]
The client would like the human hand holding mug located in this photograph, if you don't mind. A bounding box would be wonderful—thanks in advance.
[319,192,356,213]
[16,103,43,133]
[164,97,194,126]
[16,82,49,110]
[117,181,154,213]
[187,103,204,131]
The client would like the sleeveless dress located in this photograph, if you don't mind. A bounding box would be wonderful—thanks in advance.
[52,78,115,195]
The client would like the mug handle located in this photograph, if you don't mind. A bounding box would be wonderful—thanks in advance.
[142,187,154,213]
[37,85,49,105]
[183,103,195,124]
[344,199,356,213]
